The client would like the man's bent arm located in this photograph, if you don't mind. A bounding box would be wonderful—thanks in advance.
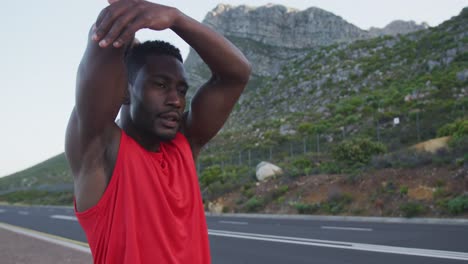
[171,11,252,156]
[66,24,126,172]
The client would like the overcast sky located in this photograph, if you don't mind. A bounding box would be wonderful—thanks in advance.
[0,0,466,177]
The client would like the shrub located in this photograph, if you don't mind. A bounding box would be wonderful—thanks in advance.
[399,186,409,196]
[241,187,255,199]
[272,185,289,200]
[200,165,223,187]
[288,157,315,177]
[400,202,426,218]
[207,181,235,199]
[447,195,468,215]
[244,197,265,212]
[437,119,468,138]
[332,138,387,166]
[295,203,320,214]
[318,162,342,174]
[448,136,468,157]
[322,193,353,215]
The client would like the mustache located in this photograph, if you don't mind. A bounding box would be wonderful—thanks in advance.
[158,110,182,121]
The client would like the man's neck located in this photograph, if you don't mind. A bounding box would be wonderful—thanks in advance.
[119,106,161,152]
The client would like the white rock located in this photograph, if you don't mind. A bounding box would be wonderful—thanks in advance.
[256,161,283,181]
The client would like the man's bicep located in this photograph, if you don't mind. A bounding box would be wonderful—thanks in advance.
[184,80,245,151]
[65,107,120,177]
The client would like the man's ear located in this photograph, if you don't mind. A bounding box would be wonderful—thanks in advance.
[123,83,131,105]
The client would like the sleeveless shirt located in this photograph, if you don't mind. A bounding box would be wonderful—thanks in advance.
[74,130,211,263]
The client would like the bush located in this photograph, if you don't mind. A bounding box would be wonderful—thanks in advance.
[437,119,468,138]
[400,202,426,218]
[448,136,468,157]
[332,138,387,166]
[447,195,468,215]
[287,157,315,177]
[318,162,342,174]
[200,165,223,186]
[399,186,409,196]
[241,186,255,199]
[295,203,320,214]
[244,197,265,212]
[322,193,353,215]
[272,185,289,200]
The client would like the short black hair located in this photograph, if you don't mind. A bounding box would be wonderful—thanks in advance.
[125,40,183,84]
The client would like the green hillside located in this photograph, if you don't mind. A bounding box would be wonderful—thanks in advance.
[0,153,72,193]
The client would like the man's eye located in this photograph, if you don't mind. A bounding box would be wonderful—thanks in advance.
[153,82,166,88]
[178,88,188,96]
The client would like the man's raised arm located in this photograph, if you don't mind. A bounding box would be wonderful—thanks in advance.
[65,2,132,211]
[91,1,251,158]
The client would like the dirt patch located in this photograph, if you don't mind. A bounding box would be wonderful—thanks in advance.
[408,186,434,201]
[411,136,450,153]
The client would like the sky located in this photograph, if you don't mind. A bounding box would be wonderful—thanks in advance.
[0,0,467,177]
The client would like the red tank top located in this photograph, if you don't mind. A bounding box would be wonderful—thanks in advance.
[75,131,211,263]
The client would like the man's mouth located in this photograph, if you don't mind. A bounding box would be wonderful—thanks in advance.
[159,112,180,128]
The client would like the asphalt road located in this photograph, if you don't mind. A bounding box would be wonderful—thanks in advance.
[1,204,468,264]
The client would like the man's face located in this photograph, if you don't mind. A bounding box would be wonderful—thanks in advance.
[129,54,188,141]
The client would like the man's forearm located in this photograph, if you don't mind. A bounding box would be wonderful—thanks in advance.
[170,10,251,84]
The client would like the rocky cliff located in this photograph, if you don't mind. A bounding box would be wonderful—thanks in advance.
[369,20,429,37]
[184,4,429,90]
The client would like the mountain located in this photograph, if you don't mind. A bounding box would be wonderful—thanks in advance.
[197,6,467,151]
[185,4,428,91]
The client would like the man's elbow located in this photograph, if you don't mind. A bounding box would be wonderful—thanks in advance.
[236,58,252,85]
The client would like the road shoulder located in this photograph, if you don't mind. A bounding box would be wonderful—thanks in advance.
[0,222,92,264]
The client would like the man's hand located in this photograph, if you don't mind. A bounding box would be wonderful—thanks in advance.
[93,0,179,48]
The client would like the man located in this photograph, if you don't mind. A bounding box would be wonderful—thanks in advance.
[65,0,251,263]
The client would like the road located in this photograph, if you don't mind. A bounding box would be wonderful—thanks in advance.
[1,205,468,264]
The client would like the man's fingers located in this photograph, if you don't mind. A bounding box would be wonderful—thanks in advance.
[112,17,147,48]
[102,7,142,48]
[93,1,135,45]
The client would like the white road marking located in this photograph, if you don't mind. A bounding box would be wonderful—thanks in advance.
[50,215,78,221]
[0,209,6,213]
[208,229,468,261]
[18,211,29,215]
[219,221,248,225]
[321,226,373,232]
[0,222,90,254]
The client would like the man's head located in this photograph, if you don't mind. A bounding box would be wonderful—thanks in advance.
[125,40,184,85]
[123,40,188,142]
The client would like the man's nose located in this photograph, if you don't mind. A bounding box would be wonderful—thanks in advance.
[165,87,182,108]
